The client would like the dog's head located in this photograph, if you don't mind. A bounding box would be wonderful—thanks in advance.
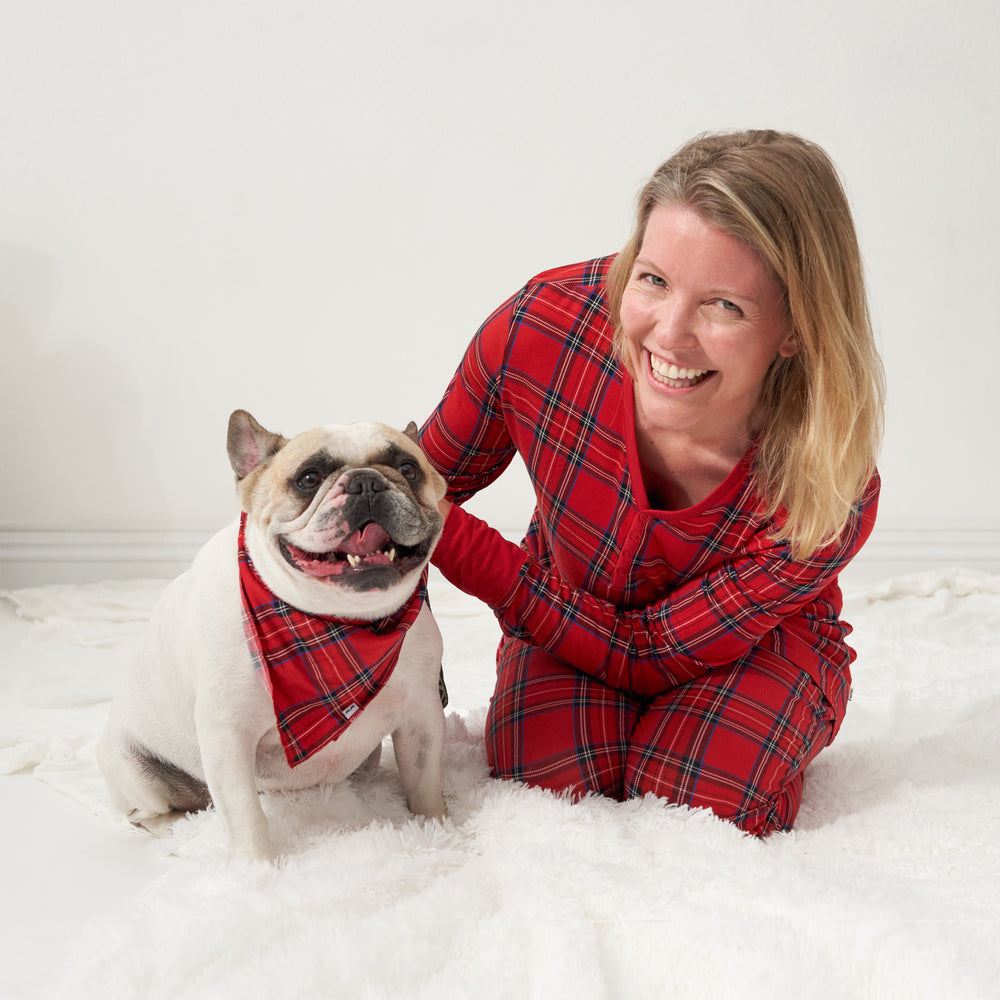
[227,410,446,619]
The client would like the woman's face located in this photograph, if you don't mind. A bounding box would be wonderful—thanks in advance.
[620,203,797,454]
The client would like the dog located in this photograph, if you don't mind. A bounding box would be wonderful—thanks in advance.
[98,410,449,861]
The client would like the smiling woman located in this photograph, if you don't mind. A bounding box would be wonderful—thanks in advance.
[607,131,885,558]
[619,203,800,511]
[419,129,885,837]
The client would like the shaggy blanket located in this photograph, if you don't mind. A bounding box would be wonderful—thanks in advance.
[2,569,999,999]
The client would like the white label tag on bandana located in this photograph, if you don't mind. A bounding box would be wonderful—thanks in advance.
[342,703,360,720]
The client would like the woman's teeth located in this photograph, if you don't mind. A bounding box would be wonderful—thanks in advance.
[649,356,711,388]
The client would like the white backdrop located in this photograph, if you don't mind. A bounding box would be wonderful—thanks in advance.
[2,0,998,584]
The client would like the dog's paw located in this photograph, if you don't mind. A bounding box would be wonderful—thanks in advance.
[130,810,183,839]
[230,838,278,865]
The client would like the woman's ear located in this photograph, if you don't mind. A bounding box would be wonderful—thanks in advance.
[777,328,799,358]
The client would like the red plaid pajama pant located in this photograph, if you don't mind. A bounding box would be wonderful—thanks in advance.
[485,637,846,836]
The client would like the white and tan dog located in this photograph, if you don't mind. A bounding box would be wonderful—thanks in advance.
[98,410,448,861]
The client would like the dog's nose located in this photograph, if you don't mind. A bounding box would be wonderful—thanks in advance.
[344,470,388,496]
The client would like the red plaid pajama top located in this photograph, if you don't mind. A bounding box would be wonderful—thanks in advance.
[420,256,879,702]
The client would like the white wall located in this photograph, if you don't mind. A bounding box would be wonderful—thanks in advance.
[2,0,998,585]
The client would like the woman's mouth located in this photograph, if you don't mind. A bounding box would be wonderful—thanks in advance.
[648,353,714,388]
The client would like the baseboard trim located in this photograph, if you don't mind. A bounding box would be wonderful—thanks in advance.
[2,523,1000,589]
[840,524,1000,585]
[0,529,215,589]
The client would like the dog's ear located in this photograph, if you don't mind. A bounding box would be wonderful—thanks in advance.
[227,410,288,481]
[402,421,420,444]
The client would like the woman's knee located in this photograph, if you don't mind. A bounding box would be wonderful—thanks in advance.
[624,754,804,835]
[485,644,637,800]
[622,653,837,835]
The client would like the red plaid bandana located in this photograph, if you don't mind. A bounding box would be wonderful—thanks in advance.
[237,515,427,767]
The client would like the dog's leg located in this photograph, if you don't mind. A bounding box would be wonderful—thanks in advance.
[195,708,274,862]
[391,711,447,819]
[97,729,209,825]
[353,742,382,777]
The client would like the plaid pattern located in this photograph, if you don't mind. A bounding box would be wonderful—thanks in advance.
[622,642,830,833]
[421,256,878,703]
[238,515,426,766]
[420,257,880,831]
[485,640,833,835]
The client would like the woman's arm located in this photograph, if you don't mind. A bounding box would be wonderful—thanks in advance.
[433,475,879,698]
[419,296,521,502]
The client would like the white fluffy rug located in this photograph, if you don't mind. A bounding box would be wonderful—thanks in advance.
[2,569,999,1000]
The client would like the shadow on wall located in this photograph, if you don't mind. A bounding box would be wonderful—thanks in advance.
[0,242,169,531]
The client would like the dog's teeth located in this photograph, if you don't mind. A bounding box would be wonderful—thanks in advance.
[347,554,361,568]
[388,548,396,562]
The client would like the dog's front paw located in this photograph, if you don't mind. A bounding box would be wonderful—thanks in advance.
[230,837,278,864]
[226,821,278,864]
[408,792,448,821]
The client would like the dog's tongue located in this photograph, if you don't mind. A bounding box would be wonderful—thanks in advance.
[338,522,391,557]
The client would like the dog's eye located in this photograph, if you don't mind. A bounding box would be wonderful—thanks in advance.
[398,462,418,481]
[296,470,323,492]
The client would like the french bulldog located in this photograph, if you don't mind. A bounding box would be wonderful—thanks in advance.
[97,410,449,862]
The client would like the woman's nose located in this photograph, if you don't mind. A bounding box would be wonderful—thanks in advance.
[650,299,698,350]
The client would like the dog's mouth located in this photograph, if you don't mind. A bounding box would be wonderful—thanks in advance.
[279,522,430,581]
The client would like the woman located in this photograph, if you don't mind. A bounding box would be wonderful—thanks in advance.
[419,129,884,835]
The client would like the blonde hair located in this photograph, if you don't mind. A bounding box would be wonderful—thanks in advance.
[607,129,885,559]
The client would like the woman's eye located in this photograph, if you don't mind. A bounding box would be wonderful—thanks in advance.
[639,273,667,288]
[716,299,743,315]
[296,470,322,491]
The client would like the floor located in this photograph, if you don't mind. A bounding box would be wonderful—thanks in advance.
[1,775,168,997]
